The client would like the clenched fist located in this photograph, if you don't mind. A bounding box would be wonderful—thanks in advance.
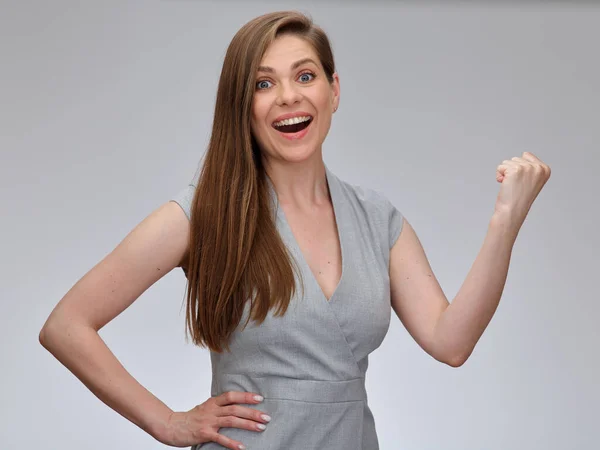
[494,151,551,233]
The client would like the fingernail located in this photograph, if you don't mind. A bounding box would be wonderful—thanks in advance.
[261,414,271,422]
[238,445,246,450]
[254,395,264,402]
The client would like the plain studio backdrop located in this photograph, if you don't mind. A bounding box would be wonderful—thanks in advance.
[1,1,598,449]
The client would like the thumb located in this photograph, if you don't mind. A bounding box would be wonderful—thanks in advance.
[496,163,509,183]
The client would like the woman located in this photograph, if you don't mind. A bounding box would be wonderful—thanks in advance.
[39,10,551,450]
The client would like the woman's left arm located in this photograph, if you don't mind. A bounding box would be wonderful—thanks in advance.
[389,152,551,367]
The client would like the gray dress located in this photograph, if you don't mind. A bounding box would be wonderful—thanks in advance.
[170,164,404,449]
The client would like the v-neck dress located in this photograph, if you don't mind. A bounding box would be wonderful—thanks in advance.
[169,164,404,449]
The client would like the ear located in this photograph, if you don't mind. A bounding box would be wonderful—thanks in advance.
[331,72,340,111]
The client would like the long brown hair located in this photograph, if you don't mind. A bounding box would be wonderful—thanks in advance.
[182,11,337,353]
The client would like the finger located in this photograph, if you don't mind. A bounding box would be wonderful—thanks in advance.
[496,163,511,182]
[511,156,529,164]
[218,404,271,423]
[521,151,544,163]
[215,391,264,407]
[209,431,247,450]
[217,415,268,433]
[514,155,551,177]
[521,152,551,175]
[496,162,511,174]
[496,165,506,176]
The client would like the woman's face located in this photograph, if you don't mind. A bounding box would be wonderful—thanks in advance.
[251,34,340,165]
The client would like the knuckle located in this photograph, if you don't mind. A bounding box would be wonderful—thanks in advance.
[222,416,234,427]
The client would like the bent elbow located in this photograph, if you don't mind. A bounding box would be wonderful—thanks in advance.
[39,319,58,350]
[38,326,47,347]
[445,351,471,368]
[39,316,69,351]
[445,356,466,368]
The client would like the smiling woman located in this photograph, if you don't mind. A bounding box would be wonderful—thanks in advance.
[162,12,407,449]
[171,12,403,449]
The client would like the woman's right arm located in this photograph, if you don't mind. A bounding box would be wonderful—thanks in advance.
[39,200,190,444]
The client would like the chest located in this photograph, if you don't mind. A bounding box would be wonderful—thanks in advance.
[282,205,342,302]
[243,199,392,369]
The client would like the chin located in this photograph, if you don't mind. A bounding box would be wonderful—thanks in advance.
[267,145,319,163]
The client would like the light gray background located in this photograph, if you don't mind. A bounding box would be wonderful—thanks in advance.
[1,1,598,449]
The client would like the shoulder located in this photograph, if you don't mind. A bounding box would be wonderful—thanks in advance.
[337,177,405,252]
[338,178,399,216]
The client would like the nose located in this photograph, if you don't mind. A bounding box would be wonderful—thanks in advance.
[275,80,302,107]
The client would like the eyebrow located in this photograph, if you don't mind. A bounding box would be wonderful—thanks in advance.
[257,57,318,74]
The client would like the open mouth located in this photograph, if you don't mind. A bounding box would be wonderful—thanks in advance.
[272,116,313,134]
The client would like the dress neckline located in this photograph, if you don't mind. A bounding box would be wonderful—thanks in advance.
[266,164,345,304]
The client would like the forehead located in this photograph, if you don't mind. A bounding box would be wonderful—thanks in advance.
[259,34,319,69]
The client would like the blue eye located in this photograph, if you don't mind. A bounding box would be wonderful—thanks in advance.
[299,72,315,83]
[256,71,316,91]
[256,80,272,90]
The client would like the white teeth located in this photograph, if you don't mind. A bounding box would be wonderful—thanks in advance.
[273,115,312,127]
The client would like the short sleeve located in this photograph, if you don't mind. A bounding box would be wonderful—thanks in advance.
[377,192,404,250]
[169,172,199,221]
[170,185,195,220]
[388,200,404,249]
